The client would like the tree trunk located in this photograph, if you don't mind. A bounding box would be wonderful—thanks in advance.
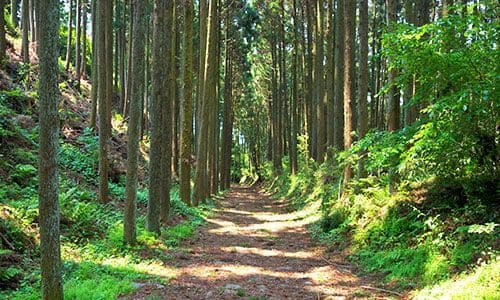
[334,0,345,150]
[193,0,217,205]
[29,0,35,41]
[343,0,356,187]
[36,0,63,297]
[89,0,97,128]
[358,0,369,178]
[65,0,73,71]
[124,0,147,246]
[0,0,6,62]
[11,0,19,28]
[180,0,194,204]
[160,1,174,222]
[148,0,172,234]
[21,0,29,62]
[315,0,325,163]
[386,0,400,132]
[74,0,81,89]
[97,0,109,203]
[220,0,233,189]
[80,0,87,76]
[325,0,334,150]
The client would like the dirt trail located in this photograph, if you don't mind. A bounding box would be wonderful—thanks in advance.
[127,185,393,299]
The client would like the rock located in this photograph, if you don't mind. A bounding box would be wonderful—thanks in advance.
[257,285,268,293]
[205,291,214,299]
[131,282,146,289]
[155,283,165,289]
[304,281,313,285]
[224,283,242,290]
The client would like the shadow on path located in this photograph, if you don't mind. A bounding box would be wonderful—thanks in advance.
[123,185,392,300]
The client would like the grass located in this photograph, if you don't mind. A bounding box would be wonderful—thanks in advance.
[0,99,213,299]
[263,153,499,294]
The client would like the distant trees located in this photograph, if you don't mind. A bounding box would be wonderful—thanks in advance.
[36,0,63,298]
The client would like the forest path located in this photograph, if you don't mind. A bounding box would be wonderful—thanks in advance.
[127,185,391,299]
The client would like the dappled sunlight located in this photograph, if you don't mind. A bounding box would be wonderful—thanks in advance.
[220,246,318,259]
[122,186,385,299]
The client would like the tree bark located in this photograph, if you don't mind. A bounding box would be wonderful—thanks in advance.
[358,0,369,178]
[180,0,194,204]
[386,0,400,132]
[220,0,233,189]
[21,0,29,62]
[343,0,356,186]
[124,0,147,246]
[334,0,345,150]
[65,0,73,71]
[315,0,325,163]
[0,0,6,63]
[36,0,63,297]
[75,0,81,89]
[89,0,97,128]
[97,0,109,203]
[11,0,19,28]
[193,0,217,205]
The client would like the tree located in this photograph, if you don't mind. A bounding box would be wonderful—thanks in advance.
[75,0,81,89]
[315,0,325,163]
[65,0,73,71]
[124,0,147,245]
[358,0,369,178]
[11,0,19,28]
[21,0,29,62]
[343,0,356,186]
[193,0,218,205]
[36,0,63,297]
[148,0,173,232]
[333,0,345,150]
[0,0,6,63]
[179,0,194,204]
[386,0,400,131]
[220,0,233,189]
[89,0,97,129]
[97,0,109,203]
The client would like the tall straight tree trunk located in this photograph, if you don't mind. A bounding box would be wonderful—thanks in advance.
[124,0,147,246]
[180,0,194,204]
[306,2,317,159]
[29,0,35,41]
[386,0,400,131]
[325,0,334,149]
[196,0,208,148]
[21,0,29,62]
[11,0,19,28]
[160,1,174,222]
[343,0,356,187]
[220,0,233,189]
[148,0,171,234]
[124,1,133,117]
[36,0,63,298]
[290,0,300,174]
[89,0,97,128]
[65,0,73,71]
[315,0,325,163]
[75,0,81,89]
[334,0,345,150]
[0,0,6,62]
[193,0,217,205]
[105,0,113,133]
[119,2,126,112]
[358,0,369,178]
[80,0,87,76]
[97,0,109,203]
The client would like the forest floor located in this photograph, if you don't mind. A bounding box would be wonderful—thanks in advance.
[123,185,396,300]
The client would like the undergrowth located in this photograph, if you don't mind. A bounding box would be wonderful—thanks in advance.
[0,88,212,299]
